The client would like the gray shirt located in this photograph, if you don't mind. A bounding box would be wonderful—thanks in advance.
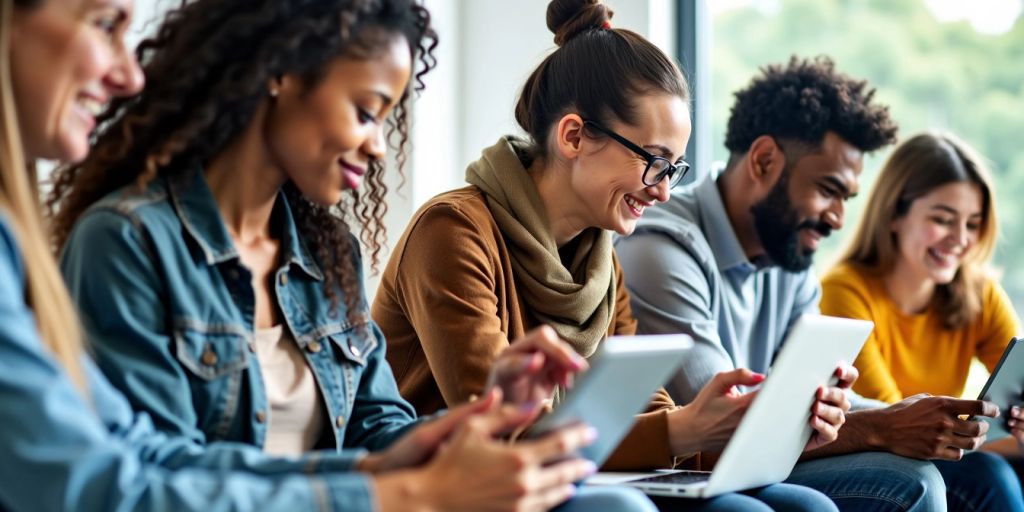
[617,175,883,409]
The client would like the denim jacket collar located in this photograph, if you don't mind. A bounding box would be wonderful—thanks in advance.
[167,169,323,281]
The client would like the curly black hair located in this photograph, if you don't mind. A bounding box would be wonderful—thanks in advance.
[724,55,897,159]
[46,0,437,326]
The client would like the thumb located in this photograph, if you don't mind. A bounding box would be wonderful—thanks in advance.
[428,388,502,438]
[712,368,765,393]
[411,389,499,446]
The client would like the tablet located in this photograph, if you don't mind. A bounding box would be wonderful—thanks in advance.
[527,334,692,466]
[977,338,1024,441]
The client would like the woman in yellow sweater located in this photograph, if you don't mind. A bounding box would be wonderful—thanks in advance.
[821,132,1024,501]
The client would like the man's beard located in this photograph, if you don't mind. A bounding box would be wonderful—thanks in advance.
[749,171,832,272]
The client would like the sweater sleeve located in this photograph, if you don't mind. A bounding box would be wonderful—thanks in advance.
[389,202,509,407]
[820,269,904,404]
[976,280,1021,372]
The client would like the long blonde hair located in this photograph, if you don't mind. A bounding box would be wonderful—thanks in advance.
[0,0,86,389]
[838,132,998,329]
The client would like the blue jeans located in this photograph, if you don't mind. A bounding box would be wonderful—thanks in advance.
[649,483,837,511]
[933,451,1024,512]
[556,486,659,512]
[786,452,945,511]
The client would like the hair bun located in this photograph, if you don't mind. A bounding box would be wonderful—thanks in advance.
[546,0,613,46]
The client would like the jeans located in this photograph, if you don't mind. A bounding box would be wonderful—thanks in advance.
[933,451,1024,512]
[556,486,659,512]
[786,452,946,511]
[649,483,838,511]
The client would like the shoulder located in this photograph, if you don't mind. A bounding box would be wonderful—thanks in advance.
[632,193,703,246]
[413,186,493,225]
[403,186,501,245]
[61,180,181,274]
[821,262,874,293]
[980,275,1014,310]
[71,178,177,241]
[618,202,714,285]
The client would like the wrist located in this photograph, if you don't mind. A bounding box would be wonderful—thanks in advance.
[372,469,436,512]
[667,406,701,455]
[356,452,381,474]
[846,409,887,451]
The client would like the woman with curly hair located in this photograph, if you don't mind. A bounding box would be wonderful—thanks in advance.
[41,0,657,510]
[821,132,1024,508]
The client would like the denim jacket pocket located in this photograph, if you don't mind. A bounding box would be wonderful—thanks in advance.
[173,325,250,380]
[326,324,378,367]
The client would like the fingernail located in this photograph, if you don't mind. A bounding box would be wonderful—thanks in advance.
[585,427,599,442]
[583,461,598,475]
[1013,406,1021,416]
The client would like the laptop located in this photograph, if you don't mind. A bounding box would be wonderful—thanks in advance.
[587,314,873,498]
[527,334,693,464]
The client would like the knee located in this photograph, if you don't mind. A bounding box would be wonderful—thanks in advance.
[914,461,947,511]
[884,456,946,511]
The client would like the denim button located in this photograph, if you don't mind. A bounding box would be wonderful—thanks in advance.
[255,410,266,424]
[348,342,361,358]
[306,341,322,354]
[279,274,288,286]
[200,347,218,366]
[335,415,345,428]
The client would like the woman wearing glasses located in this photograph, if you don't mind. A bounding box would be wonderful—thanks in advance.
[372,0,840,509]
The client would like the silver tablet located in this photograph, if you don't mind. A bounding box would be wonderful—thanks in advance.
[527,334,692,466]
[977,338,1024,441]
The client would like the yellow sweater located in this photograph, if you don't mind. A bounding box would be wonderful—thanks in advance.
[820,263,1020,403]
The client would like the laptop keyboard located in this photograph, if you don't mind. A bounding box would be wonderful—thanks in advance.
[632,471,712,485]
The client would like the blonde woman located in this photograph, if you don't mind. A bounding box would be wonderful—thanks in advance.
[0,1,648,511]
[822,132,1024,509]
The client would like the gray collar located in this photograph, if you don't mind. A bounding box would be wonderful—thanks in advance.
[695,177,757,274]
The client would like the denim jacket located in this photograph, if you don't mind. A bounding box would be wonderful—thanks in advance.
[0,211,373,511]
[60,169,420,454]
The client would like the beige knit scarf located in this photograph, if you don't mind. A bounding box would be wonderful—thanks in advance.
[465,137,615,361]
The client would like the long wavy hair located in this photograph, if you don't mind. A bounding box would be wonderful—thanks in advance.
[47,0,437,325]
[1,0,86,389]
[837,132,998,329]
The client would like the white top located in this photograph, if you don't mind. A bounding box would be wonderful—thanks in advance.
[252,325,325,456]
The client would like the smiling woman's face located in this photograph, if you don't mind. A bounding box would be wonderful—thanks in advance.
[9,0,143,162]
[262,33,412,206]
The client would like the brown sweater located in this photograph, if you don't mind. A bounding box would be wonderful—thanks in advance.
[373,186,690,470]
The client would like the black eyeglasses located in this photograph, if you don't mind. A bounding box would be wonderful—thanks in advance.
[583,120,691,189]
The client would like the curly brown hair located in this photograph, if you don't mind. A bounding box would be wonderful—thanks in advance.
[46,0,437,325]
[725,55,897,160]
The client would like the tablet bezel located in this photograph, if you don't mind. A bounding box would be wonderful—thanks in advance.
[526,334,692,466]
[977,337,1024,441]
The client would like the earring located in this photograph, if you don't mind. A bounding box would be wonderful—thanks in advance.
[268,87,279,98]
